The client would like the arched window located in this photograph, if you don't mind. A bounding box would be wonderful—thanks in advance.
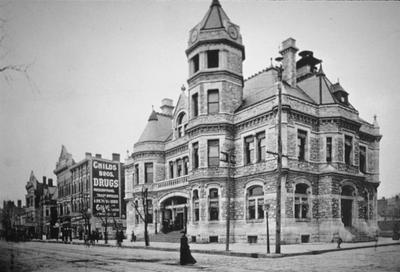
[209,188,219,221]
[295,183,310,219]
[192,190,199,222]
[247,185,264,220]
[177,112,187,137]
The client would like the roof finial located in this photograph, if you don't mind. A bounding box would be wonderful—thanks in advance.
[337,78,340,84]
[270,57,273,68]
[181,84,186,92]
[211,0,221,7]
[152,105,154,111]
[373,114,379,128]
[317,62,325,76]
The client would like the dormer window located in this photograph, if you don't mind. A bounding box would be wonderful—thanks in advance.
[207,50,219,68]
[177,112,187,138]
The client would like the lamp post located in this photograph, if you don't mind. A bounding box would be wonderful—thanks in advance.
[265,203,271,254]
[221,149,235,251]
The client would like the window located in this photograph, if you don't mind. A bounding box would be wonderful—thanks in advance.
[177,112,187,138]
[209,188,219,221]
[359,145,366,173]
[193,142,199,169]
[247,186,264,220]
[208,89,219,114]
[345,135,353,165]
[207,50,219,68]
[144,163,153,183]
[192,93,199,117]
[257,132,266,162]
[192,54,199,73]
[169,161,174,179]
[147,200,153,224]
[134,164,139,185]
[193,190,199,222]
[183,157,189,175]
[208,139,220,167]
[177,159,182,177]
[297,129,307,161]
[295,183,310,219]
[326,137,332,163]
[244,136,254,164]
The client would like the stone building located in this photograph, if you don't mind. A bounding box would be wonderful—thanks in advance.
[54,145,125,240]
[124,0,381,244]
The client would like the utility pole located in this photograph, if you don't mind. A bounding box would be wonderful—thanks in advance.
[275,57,283,254]
[221,148,234,251]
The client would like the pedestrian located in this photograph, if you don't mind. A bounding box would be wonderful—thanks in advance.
[180,232,196,265]
[116,230,123,247]
[131,230,136,242]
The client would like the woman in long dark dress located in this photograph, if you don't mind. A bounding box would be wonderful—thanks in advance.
[180,233,196,265]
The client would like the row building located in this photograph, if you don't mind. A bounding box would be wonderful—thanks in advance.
[123,0,381,244]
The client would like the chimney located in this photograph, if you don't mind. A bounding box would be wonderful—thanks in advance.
[48,178,53,187]
[42,176,47,185]
[279,38,298,87]
[85,152,92,159]
[95,154,102,158]
[160,98,174,116]
[17,200,22,208]
[112,153,120,162]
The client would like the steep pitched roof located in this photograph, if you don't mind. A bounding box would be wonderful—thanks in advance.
[239,68,314,110]
[297,73,335,104]
[137,111,172,143]
[200,0,230,30]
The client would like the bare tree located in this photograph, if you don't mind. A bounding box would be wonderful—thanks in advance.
[132,188,150,246]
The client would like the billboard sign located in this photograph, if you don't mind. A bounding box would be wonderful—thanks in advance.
[92,160,120,217]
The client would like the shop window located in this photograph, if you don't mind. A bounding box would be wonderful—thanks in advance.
[192,142,199,169]
[209,236,218,243]
[345,135,353,165]
[207,50,219,68]
[247,185,264,220]
[193,190,200,222]
[295,183,310,219]
[208,139,220,167]
[297,130,307,161]
[208,89,219,114]
[248,236,258,244]
[244,136,254,164]
[359,145,366,173]
[209,188,219,221]
[144,163,153,183]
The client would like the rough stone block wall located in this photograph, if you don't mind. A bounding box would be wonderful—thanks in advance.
[309,136,320,162]
[336,136,344,162]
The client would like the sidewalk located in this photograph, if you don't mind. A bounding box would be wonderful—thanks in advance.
[37,237,400,258]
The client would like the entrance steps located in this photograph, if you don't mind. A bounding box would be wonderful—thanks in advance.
[136,230,183,243]
[346,227,376,242]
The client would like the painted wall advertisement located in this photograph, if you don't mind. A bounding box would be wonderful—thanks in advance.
[92,160,120,218]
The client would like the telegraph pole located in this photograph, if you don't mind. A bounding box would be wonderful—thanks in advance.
[275,57,283,254]
[221,149,234,251]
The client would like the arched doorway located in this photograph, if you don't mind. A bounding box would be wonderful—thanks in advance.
[160,196,188,233]
[341,185,355,227]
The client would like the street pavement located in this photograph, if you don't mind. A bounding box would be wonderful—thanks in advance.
[1,240,400,272]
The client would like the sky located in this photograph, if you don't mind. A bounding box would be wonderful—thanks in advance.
[1,0,400,206]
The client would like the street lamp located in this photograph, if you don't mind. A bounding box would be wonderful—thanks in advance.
[264,203,271,254]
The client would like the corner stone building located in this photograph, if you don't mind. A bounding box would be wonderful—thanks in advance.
[125,0,381,244]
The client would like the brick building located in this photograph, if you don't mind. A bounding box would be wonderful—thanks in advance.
[124,0,381,244]
[54,146,125,240]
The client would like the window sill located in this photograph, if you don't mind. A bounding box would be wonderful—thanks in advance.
[295,218,311,222]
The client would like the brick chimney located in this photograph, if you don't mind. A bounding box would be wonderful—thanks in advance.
[85,152,92,159]
[112,153,120,162]
[42,176,47,185]
[95,154,102,158]
[48,178,53,187]
[279,38,298,87]
[160,98,174,116]
[17,200,22,208]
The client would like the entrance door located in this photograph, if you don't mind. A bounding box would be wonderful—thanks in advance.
[341,199,353,227]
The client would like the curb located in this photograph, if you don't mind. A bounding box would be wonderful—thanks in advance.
[34,239,400,259]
